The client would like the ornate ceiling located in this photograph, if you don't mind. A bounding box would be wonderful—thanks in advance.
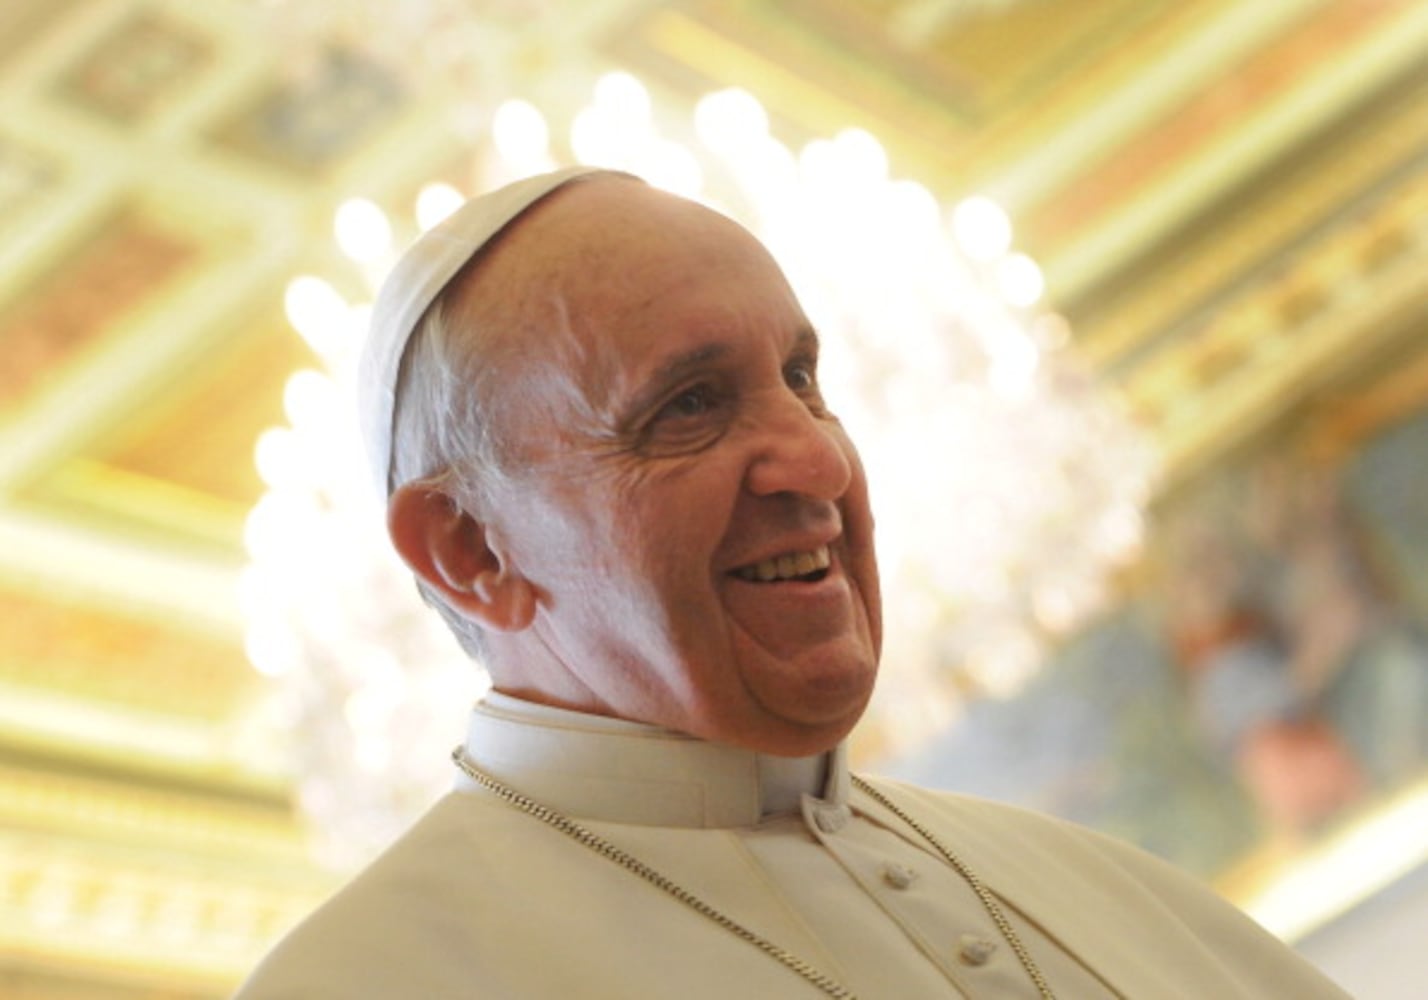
[1,0,1425,994]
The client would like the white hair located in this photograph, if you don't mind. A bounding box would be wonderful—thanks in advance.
[375,170,634,658]
[389,287,512,658]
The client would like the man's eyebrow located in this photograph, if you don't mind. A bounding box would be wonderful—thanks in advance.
[791,325,821,356]
[622,342,731,416]
[620,325,820,418]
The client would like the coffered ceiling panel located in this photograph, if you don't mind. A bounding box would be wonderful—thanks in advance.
[1,0,1425,994]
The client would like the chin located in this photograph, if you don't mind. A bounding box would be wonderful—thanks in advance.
[746,689,873,757]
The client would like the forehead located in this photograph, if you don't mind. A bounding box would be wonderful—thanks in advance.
[501,179,788,303]
[455,180,809,397]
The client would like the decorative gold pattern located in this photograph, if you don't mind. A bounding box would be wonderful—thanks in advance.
[0,1,1425,993]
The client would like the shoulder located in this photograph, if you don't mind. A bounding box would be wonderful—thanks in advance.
[854,775,1351,999]
[856,773,1236,906]
[233,791,519,998]
[859,773,1200,870]
[855,773,1125,854]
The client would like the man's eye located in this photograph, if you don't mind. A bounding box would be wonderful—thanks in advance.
[639,383,729,454]
[785,361,817,392]
[658,385,718,420]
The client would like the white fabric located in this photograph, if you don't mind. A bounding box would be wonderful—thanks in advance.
[237,696,1351,999]
[461,692,832,825]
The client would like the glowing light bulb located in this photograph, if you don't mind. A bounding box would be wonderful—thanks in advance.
[832,128,888,185]
[695,88,769,156]
[593,71,651,126]
[253,426,299,489]
[638,138,703,197]
[333,198,391,262]
[415,182,463,231]
[491,99,549,166]
[283,276,347,357]
[952,195,1013,260]
[998,252,1045,308]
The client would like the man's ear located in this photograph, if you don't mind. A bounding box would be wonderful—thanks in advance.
[387,478,536,633]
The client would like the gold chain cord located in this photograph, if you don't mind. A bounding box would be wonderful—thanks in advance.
[851,776,1055,1000]
[452,747,1055,999]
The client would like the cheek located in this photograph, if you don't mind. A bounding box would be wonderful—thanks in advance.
[617,455,738,536]
[529,486,677,600]
[493,481,605,590]
[616,478,738,613]
[515,454,742,610]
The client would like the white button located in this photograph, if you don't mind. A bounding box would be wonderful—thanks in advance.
[882,863,916,889]
[957,933,998,966]
[813,804,849,833]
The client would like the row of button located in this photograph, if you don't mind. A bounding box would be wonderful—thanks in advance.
[878,862,999,966]
[809,801,1002,971]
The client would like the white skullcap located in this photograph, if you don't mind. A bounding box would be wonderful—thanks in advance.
[358,165,623,495]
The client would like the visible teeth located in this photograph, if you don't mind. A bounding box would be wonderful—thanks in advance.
[736,546,831,582]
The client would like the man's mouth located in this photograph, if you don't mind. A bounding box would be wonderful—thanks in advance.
[732,546,831,583]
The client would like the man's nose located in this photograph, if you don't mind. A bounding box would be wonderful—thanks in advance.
[742,393,853,500]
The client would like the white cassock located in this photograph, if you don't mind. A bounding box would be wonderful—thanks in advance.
[236,693,1350,999]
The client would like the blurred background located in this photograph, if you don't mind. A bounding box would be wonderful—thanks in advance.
[2,0,1426,996]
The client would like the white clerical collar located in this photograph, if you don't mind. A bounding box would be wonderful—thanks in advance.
[456,692,848,828]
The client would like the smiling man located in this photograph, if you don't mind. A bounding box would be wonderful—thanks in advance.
[236,168,1347,999]
[387,175,881,756]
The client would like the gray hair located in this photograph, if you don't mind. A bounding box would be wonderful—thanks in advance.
[370,168,635,658]
[360,167,615,497]
[388,286,509,658]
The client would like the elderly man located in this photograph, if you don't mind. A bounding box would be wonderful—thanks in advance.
[237,168,1347,998]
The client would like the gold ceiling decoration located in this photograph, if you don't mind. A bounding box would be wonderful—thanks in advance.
[1,0,1426,994]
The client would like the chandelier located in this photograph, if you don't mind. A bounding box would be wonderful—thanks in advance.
[242,73,1155,866]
